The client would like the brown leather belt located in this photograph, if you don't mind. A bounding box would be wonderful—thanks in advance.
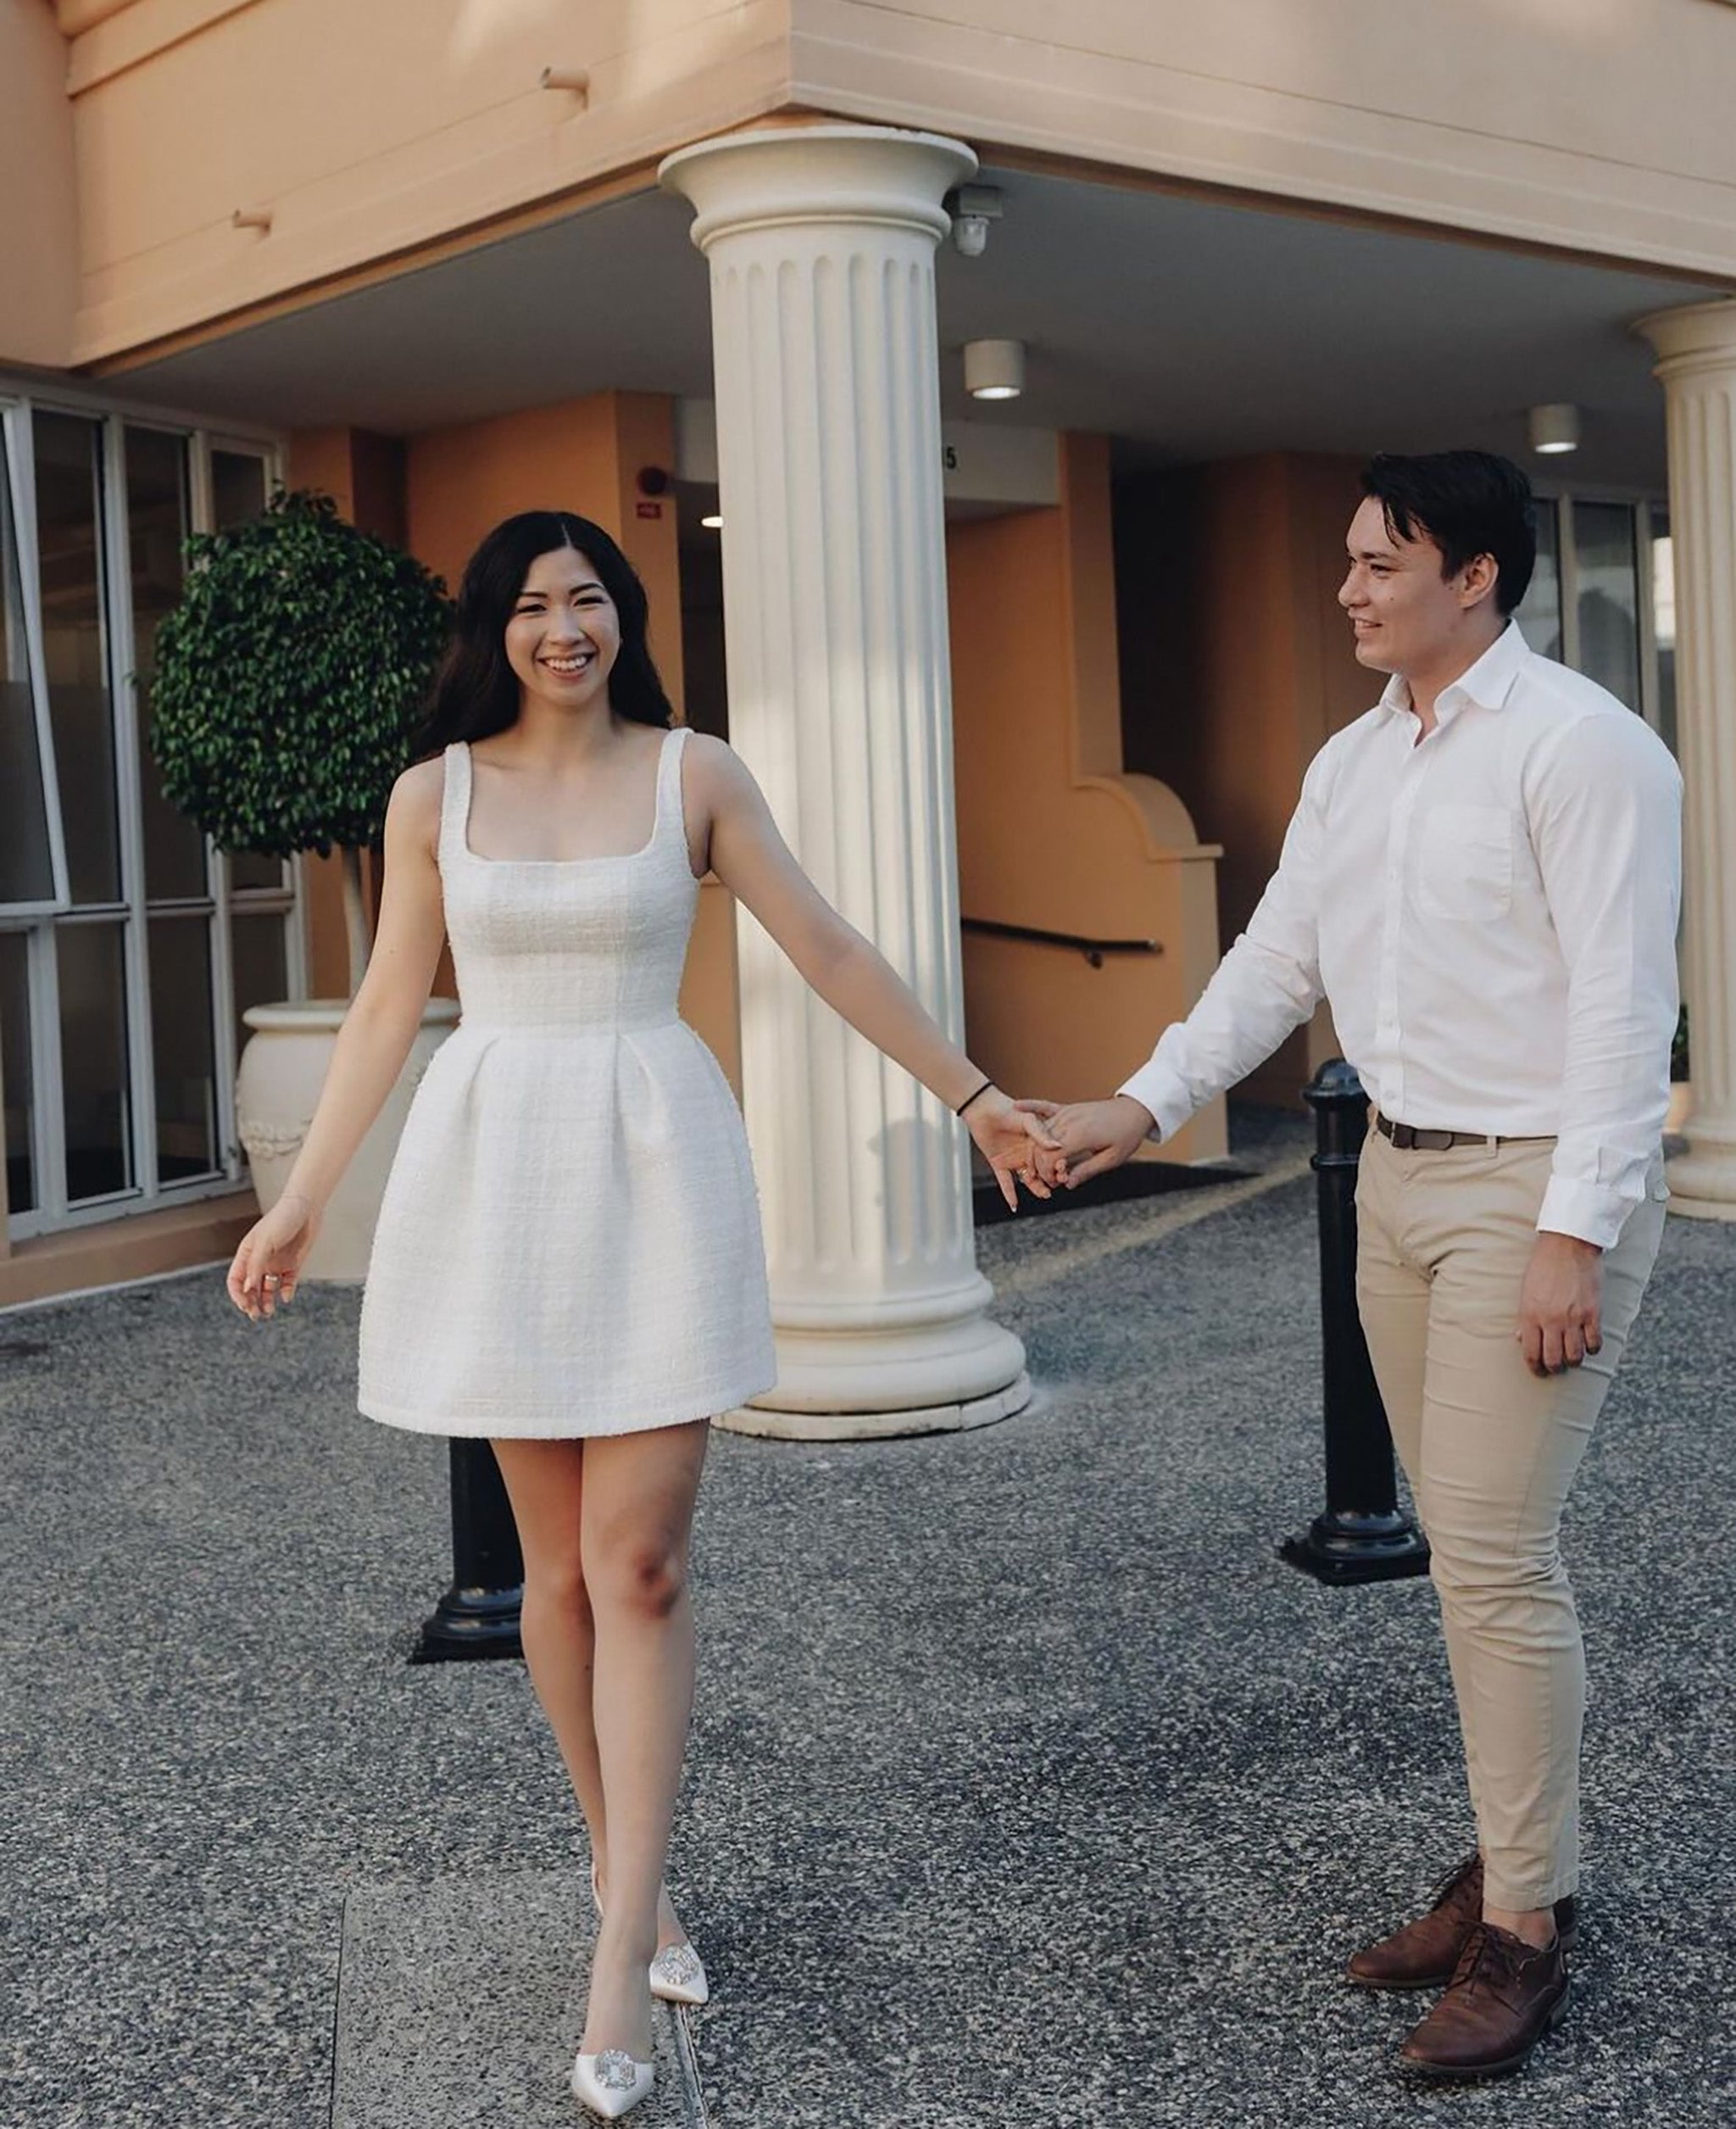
[1372,1112,1549,1152]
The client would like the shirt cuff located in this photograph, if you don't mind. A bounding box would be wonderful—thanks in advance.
[1537,1176,1630,1251]
[1116,1062,1192,1145]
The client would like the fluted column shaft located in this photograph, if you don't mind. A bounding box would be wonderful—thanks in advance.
[660,125,1030,1435]
[1638,299,1736,1220]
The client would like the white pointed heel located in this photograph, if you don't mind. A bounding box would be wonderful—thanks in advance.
[570,2048,655,2120]
[591,1860,711,2007]
[648,1940,709,2007]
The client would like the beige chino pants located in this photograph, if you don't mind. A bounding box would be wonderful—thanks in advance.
[1355,1129,1667,1911]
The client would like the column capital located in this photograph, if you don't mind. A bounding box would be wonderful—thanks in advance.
[1633,297,1736,378]
[658,124,976,253]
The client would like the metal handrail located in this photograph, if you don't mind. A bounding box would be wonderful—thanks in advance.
[960,917,1162,969]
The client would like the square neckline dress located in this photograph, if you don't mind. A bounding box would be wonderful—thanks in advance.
[357,726,776,1438]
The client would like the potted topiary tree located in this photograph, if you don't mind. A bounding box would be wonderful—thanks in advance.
[152,488,457,1278]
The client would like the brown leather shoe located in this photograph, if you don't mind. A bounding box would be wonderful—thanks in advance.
[1398,1921,1572,2080]
[1345,1854,1578,1990]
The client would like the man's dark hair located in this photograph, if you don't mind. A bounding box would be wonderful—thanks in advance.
[1359,451,1537,616]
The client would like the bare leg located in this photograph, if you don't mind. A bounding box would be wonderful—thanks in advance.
[492,1440,608,1859]
[576,1418,710,2060]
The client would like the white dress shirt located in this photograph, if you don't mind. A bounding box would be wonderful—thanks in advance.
[1119,622,1683,1249]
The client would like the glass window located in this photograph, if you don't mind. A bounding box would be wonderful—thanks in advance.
[1574,500,1642,711]
[1515,499,1562,661]
[147,914,218,1183]
[1,432,58,908]
[56,920,132,1201]
[34,412,121,906]
[1650,506,1677,759]
[231,851,290,892]
[211,449,268,530]
[127,427,208,902]
[231,911,289,1076]
[4,401,293,1243]
[1,932,33,1214]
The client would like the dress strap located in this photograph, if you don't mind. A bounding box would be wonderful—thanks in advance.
[438,743,470,864]
[655,725,693,848]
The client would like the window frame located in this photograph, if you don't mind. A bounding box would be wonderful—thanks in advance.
[1527,485,1670,744]
[0,398,73,917]
[0,376,297,1244]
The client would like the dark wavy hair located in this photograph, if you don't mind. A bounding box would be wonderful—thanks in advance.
[1360,451,1537,616]
[414,511,674,755]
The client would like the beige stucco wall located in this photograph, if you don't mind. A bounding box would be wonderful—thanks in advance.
[17,0,1735,375]
[0,1,81,368]
[949,437,1227,1162]
[799,0,1736,276]
[58,0,792,363]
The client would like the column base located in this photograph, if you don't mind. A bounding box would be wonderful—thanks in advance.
[1666,1129,1736,1220]
[720,1369,1032,1441]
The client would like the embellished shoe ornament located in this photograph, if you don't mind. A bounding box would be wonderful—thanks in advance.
[570,2047,655,2120]
[648,1939,709,2007]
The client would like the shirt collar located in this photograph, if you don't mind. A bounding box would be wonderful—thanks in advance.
[1377,621,1530,727]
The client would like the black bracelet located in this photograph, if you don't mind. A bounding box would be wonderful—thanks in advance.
[955,1077,995,1117]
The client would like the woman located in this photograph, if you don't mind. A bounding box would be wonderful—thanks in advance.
[225,511,1054,2119]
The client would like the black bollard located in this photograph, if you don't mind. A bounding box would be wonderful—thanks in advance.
[1279,1059,1430,1586]
[411,1439,525,1662]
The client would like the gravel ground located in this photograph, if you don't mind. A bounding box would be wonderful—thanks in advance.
[4,1114,1732,2128]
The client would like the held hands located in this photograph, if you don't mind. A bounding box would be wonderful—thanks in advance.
[962,1089,1065,1210]
[1012,1095,1155,1188]
[226,1191,322,1321]
[1516,1231,1604,1379]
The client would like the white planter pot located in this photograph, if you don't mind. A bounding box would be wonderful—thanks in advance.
[236,996,460,1283]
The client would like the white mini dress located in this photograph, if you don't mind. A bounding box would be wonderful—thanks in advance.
[358,727,776,1437]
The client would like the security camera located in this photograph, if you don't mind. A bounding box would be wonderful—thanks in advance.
[954,214,991,259]
[946,185,1004,258]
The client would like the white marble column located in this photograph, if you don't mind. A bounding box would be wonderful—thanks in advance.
[659,124,1030,1438]
[1637,298,1736,1220]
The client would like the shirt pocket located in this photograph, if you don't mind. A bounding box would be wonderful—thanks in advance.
[1414,802,1513,922]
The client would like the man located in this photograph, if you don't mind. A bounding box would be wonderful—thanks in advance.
[1034,452,1682,2080]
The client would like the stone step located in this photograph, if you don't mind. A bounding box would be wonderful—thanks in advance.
[331,1870,701,2128]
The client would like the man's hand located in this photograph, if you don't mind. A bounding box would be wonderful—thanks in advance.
[1516,1231,1604,1378]
[1015,1095,1155,1187]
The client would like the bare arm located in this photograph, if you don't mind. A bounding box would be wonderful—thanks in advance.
[228,761,448,1316]
[692,735,1055,1205]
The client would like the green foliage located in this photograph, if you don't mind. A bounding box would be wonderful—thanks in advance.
[149,489,450,858]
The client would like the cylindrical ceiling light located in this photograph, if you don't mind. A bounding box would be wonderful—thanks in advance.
[1527,403,1581,455]
[964,338,1025,401]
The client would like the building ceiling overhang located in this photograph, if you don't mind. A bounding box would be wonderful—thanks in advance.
[106,161,1722,492]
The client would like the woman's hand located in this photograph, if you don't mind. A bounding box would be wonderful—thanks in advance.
[226,1192,322,1320]
[964,1090,1063,1210]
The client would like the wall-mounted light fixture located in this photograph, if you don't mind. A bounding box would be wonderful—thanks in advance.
[964,339,1025,402]
[1527,403,1581,455]
[699,515,723,530]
